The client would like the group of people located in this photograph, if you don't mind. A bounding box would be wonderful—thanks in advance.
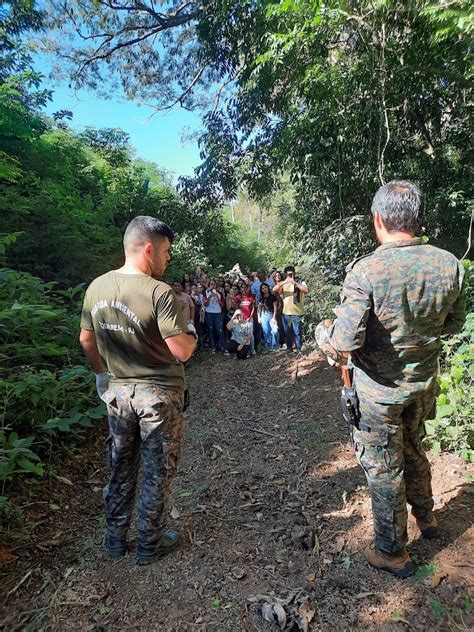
[172,266,309,359]
[80,180,465,583]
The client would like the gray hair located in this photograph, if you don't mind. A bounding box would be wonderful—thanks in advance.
[123,216,174,252]
[371,180,422,233]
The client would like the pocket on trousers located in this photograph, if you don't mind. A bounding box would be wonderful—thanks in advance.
[353,424,389,448]
[100,388,118,410]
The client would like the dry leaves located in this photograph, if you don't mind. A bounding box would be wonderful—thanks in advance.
[334,535,346,553]
[0,547,17,565]
[252,589,317,631]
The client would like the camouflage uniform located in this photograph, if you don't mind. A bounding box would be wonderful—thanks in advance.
[321,238,465,554]
[101,385,185,549]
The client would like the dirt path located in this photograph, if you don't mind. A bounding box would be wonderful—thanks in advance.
[1,352,473,631]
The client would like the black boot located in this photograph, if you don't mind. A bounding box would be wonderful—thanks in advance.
[136,530,180,566]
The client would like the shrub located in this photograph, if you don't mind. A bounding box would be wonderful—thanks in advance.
[0,267,104,506]
[425,260,474,461]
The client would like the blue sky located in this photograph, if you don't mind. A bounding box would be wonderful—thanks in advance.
[38,58,203,183]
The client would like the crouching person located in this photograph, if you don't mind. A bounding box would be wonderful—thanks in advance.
[79,216,197,565]
[226,310,251,359]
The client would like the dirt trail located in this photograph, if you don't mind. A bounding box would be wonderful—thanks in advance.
[1,351,473,631]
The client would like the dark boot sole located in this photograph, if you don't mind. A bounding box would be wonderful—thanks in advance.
[369,561,415,579]
[106,548,127,558]
[420,527,439,539]
[136,546,178,566]
[136,541,179,566]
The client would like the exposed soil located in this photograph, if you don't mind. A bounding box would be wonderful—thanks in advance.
[1,351,473,631]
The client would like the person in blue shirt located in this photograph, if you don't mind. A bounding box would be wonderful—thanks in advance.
[250,268,275,302]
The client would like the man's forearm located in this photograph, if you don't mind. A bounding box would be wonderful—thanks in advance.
[80,336,106,374]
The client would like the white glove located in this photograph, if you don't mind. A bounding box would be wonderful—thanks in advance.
[95,372,109,397]
[186,321,198,339]
[315,320,347,367]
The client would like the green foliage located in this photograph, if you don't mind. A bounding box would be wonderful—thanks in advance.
[0,8,271,503]
[425,261,474,461]
[189,0,472,274]
[0,265,104,500]
[296,265,340,342]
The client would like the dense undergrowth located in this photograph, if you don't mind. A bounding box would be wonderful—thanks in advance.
[0,264,101,509]
[425,261,474,461]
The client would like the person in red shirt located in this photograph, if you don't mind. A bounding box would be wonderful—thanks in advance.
[239,285,256,355]
[239,285,255,320]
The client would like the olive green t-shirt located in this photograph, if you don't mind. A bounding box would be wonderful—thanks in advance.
[80,271,187,391]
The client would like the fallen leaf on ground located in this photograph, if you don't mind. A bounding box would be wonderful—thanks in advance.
[231,567,246,579]
[170,506,181,519]
[305,572,316,582]
[55,475,73,486]
[261,602,274,622]
[273,603,287,627]
[0,547,17,565]
[431,567,448,588]
[334,535,345,553]
[355,591,378,599]
[37,538,62,548]
[298,598,316,623]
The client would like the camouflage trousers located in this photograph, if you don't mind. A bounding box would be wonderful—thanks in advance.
[100,384,185,548]
[352,369,436,554]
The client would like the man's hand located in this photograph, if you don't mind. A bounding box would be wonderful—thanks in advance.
[95,372,109,397]
[315,319,349,366]
[186,321,198,339]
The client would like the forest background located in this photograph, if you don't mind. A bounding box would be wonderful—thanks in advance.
[1,0,472,513]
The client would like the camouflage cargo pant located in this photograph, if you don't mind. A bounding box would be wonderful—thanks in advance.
[100,384,185,548]
[353,369,436,554]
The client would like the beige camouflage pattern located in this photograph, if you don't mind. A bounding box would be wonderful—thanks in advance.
[353,369,436,553]
[101,384,185,548]
[318,238,465,554]
[327,238,465,388]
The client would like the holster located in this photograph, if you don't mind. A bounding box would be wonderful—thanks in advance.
[340,368,371,433]
[340,385,361,429]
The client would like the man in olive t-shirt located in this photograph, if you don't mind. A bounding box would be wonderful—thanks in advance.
[273,266,309,353]
[80,216,196,565]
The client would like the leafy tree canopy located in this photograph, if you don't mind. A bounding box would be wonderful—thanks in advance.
[40,0,473,271]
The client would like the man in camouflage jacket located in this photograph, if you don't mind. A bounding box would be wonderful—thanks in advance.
[316,180,465,578]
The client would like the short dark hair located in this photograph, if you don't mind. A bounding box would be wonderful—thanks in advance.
[284,265,295,274]
[123,216,174,252]
[371,180,422,233]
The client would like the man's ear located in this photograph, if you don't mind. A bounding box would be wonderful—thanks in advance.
[144,242,153,256]
[373,211,384,231]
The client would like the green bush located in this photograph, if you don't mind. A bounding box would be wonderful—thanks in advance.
[294,257,341,345]
[0,266,104,506]
[425,260,474,461]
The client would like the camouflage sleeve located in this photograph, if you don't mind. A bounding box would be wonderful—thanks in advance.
[327,265,373,352]
[442,261,466,336]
